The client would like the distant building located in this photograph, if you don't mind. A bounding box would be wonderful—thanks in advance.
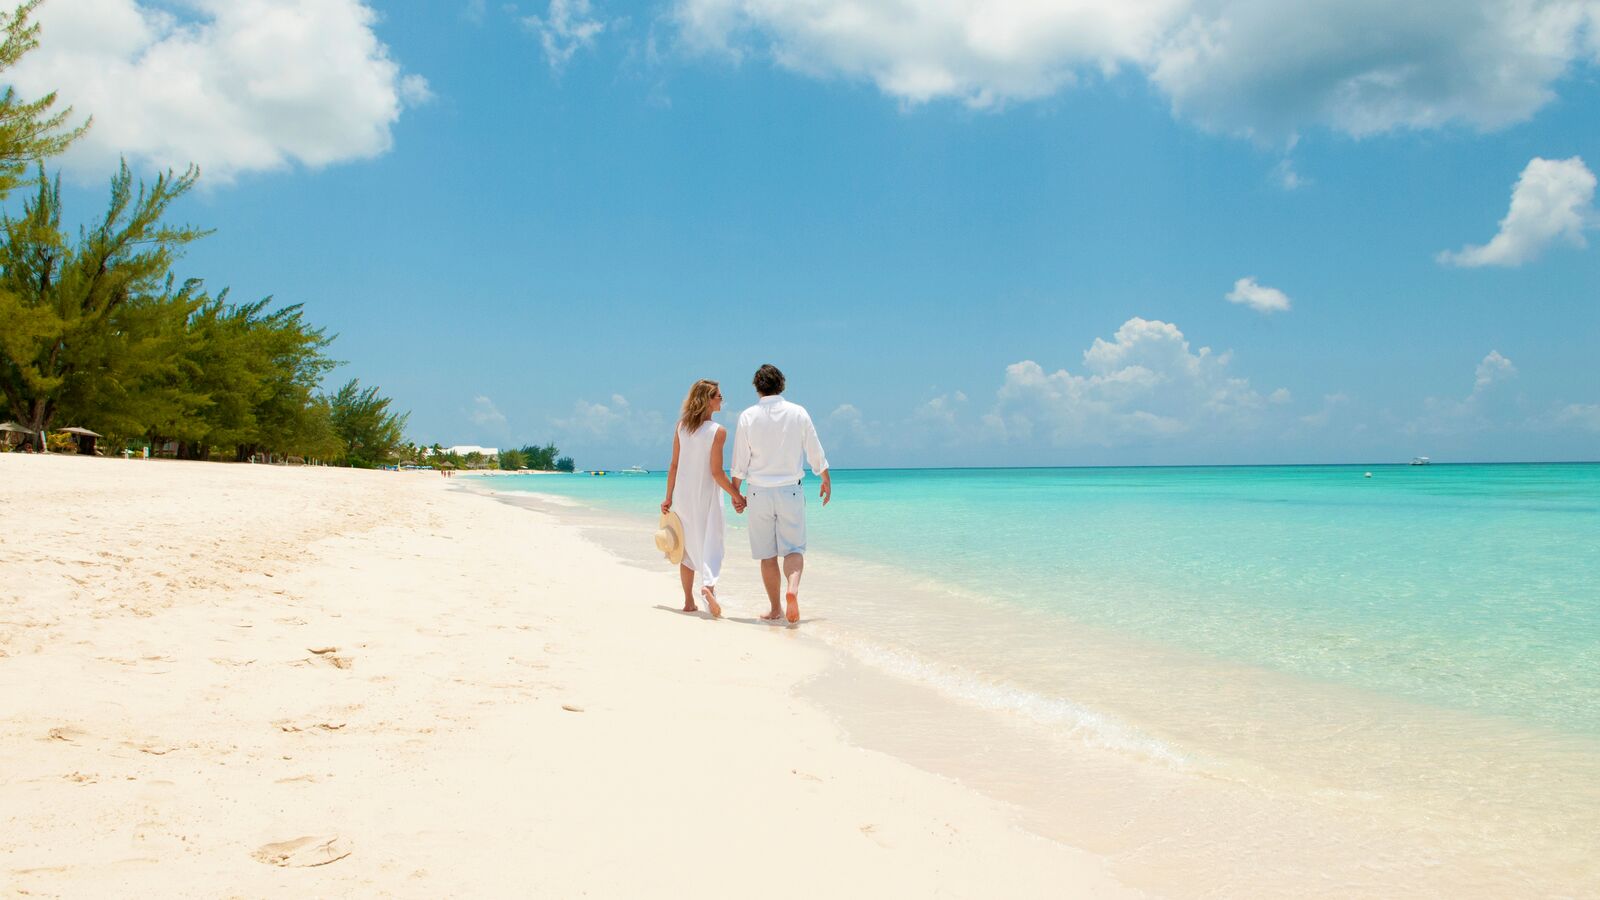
[428,445,499,457]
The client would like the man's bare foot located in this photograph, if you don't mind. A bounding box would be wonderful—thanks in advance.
[701,586,722,619]
[785,591,800,624]
[760,608,784,621]
[681,601,698,613]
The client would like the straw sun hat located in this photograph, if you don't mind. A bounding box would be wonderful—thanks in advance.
[654,511,685,565]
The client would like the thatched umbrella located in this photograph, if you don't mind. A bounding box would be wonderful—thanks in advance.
[1,421,33,449]
[56,426,102,455]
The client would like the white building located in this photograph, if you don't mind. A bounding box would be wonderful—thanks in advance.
[428,445,500,457]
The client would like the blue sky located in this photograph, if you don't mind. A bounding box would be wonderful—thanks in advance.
[15,0,1600,467]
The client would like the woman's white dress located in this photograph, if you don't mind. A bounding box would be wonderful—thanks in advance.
[673,421,725,587]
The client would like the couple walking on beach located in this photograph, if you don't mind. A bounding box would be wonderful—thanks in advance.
[657,364,831,624]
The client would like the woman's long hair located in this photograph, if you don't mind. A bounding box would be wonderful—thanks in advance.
[678,379,719,433]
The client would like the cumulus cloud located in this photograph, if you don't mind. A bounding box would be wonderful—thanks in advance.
[1555,403,1600,431]
[553,393,664,445]
[469,395,508,430]
[829,403,882,448]
[673,0,1179,107]
[1438,156,1596,267]
[1299,392,1349,428]
[1474,350,1517,390]
[1271,159,1307,190]
[1148,0,1600,139]
[6,0,430,183]
[671,0,1600,137]
[1411,351,1519,433]
[1225,276,1292,314]
[983,317,1278,447]
[524,0,610,70]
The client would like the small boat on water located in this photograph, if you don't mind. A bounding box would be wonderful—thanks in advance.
[621,466,650,475]
[1410,456,1431,466]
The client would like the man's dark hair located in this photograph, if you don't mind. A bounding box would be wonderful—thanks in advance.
[753,364,786,397]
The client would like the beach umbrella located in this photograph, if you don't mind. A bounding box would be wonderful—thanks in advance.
[0,422,29,434]
[56,426,103,437]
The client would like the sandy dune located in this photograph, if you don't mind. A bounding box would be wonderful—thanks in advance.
[0,455,1131,897]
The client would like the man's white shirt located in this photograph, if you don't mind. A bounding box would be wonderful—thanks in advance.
[731,395,829,489]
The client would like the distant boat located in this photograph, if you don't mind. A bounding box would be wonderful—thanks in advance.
[621,466,650,475]
[588,470,608,476]
[1410,456,1431,466]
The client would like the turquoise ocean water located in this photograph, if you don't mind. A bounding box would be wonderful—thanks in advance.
[478,463,1600,893]
[487,463,1600,734]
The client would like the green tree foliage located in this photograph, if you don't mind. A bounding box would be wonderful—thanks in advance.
[328,378,408,468]
[175,295,339,460]
[497,448,525,470]
[0,3,407,463]
[555,456,575,473]
[517,442,560,470]
[0,2,87,200]
[0,163,208,441]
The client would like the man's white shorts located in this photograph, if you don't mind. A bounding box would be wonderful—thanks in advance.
[746,483,806,559]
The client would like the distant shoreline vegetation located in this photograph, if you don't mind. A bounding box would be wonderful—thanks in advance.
[395,443,575,473]
[0,2,413,469]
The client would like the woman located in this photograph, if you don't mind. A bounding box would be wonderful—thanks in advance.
[661,379,746,617]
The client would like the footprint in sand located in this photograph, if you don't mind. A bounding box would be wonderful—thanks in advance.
[303,648,353,669]
[273,720,346,734]
[252,835,352,867]
[46,726,87,743]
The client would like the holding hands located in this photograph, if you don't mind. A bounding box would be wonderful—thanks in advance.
[730,490,747,514]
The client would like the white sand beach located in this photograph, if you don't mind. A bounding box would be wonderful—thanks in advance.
[0,455,1133,897]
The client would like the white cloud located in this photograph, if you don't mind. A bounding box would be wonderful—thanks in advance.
[553,393,664,445]
[1411,351,1519,433]
[464,0,487,25]
[1271,158,1307,190]
[907,391,971,445]
[673,0,1183,108]
[984,317,1273,447]
[1474,350,1517,391]
[914,391,967,428]
[671,0,1600,137]
[1268,387,1292,405]
[1149,0,1600,139]
[469,395,508,430]
[1225,276,1292,314]
[829,403,882,447]
[524,0,609,70]
[1299,392,1349,428]
[1438,156,1596,267]
[7,0,428,183]
[1555,403,1600,431]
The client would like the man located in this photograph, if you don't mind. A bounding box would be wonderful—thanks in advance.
[731,364,831,624]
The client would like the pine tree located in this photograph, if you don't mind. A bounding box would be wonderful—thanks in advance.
[0,163,207,442]
[0,2,87,201]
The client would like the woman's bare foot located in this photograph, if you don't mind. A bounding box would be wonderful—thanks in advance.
[700,586,722,619]
[681,600,698,613]
[760,607,784,621]
[785,591,800,624]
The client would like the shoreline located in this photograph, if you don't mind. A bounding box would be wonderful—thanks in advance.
[0,455,1132,896]
[470,473,1600,898]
